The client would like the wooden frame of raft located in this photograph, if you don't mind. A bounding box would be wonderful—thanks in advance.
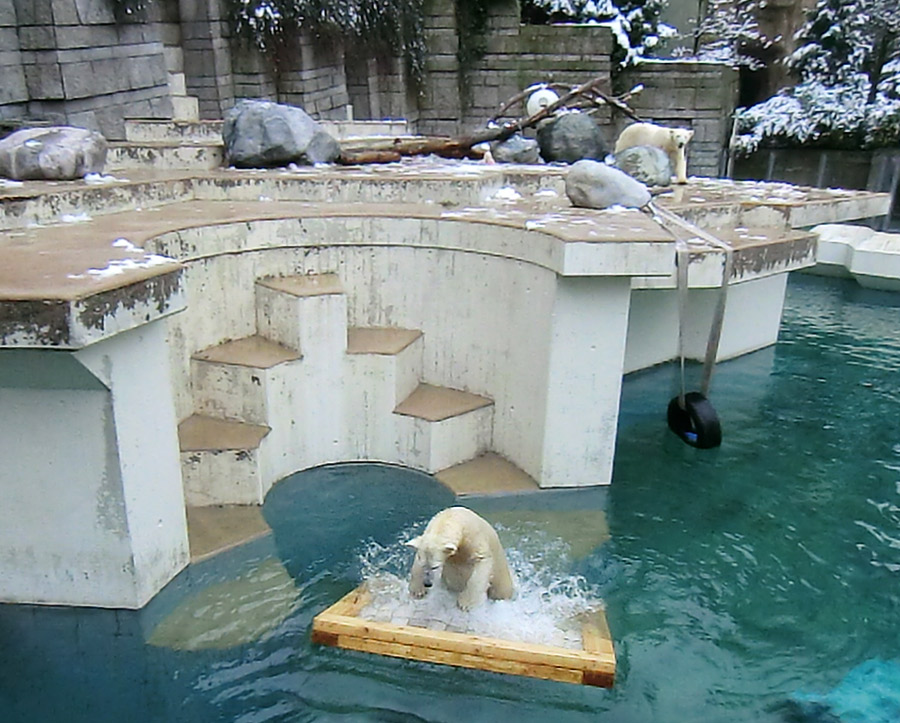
[311,585,616,687]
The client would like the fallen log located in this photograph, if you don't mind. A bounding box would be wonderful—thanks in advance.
[336,75,640,165]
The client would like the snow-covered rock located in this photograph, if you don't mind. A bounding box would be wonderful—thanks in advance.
[613,144,673,186]
[491,134,541,164]
[223,99,340,168]
[537,112,606,164]
[565,159,651,209]
[0,126,108,181]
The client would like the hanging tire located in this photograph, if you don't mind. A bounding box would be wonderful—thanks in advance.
[667,392,722,449]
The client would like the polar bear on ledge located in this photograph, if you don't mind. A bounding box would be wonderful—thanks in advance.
[615,122,694,185]
[407,506,514,611]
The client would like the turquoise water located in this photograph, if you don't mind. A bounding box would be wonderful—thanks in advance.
[2,274,899,722]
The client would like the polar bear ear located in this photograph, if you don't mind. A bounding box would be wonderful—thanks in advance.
[442,542,458,556]
[405,536,422,549]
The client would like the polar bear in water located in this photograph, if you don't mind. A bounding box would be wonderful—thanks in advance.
[407,507,514,611]
[615,122,694,184]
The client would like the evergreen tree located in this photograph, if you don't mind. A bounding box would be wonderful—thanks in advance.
[787,0,871,85]
[691,0,771,69]
[788,0,900,95]
[520,0,674,68]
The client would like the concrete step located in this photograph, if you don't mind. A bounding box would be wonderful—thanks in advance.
[319,119,409,140]
[178,414,271,506]
[124,119,224,143]
[435,453,539,497]
[168,72,187,97]
[163,45,184,73]
[186,504,271,562]
[345,326,424,461]
[107,141,223,171]
[255,274,347,357]
[191,335,301,426]
[393,383,494,473]
[172,95,200,122]
[254,273,348,472]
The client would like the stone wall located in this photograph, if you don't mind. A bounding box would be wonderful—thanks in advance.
[0,3,28,121]
[1,0,173,139]
[0,0,739,170]
[416,0,614,137]
[619,61,740,178]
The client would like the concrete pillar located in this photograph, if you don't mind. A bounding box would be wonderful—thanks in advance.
[178,0,234,117]
[623,272,790,373]
[539,276,632,487]
[0,320,188,608]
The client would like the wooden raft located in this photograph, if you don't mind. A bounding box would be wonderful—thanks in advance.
[311,585,616,687]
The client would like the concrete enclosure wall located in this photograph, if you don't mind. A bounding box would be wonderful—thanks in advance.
[0,0,738,166]
[2,0,174,138]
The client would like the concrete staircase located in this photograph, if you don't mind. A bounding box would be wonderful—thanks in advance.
[178,272,495,506]
[108,117,410,172]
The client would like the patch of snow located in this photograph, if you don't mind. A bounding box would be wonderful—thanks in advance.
[60,212,91,223]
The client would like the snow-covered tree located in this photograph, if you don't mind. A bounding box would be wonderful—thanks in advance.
[520,0,675,68]
[229,0,427,87]
[788,0,900,96]
[689,0,773,70]
[734,0,900,153]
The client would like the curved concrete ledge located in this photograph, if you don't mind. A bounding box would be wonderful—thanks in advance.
[811,224,900,291]
[0,164,891,608]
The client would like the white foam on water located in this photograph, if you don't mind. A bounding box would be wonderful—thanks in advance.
[356,529,601,650]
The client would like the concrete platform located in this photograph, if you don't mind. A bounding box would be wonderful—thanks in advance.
[186,504,271,562]
[395,383,493,422]
[193,335,301,368]
[0,156,891,608]
[810,223,900,290]
[436,453,540,497]
[347,327,423,355]
[178,414,271,451]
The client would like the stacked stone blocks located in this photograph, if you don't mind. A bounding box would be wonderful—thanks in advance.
[7,0,173,138]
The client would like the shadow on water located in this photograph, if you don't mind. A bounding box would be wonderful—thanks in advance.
[1,275,899,722]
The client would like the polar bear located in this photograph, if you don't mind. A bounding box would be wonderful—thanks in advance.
[615,122,694,185]
[407,506,514,611]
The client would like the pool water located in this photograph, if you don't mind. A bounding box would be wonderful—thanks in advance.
[2,274,899,722]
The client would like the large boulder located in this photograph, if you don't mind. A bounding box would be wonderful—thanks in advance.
[490,133,541,164]
[536,112,605,164]
[0,126,107,181]
[613,145,673,186]
[223,99,340,168]
[565,159,651,210]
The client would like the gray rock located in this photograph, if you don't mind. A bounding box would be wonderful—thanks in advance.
[613,145,673,186]
[0,126,107,181]
[565,159,651,210]
[223,99,340,168]
[491,134,541,164]
[536,112,605,164]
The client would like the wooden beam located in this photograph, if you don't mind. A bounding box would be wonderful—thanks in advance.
[311,585,616,687]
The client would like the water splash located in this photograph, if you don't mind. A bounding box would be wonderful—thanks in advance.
[356,527,602,650]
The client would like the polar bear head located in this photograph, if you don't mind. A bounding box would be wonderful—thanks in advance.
[670,128,694,150]
[406,534,457,590]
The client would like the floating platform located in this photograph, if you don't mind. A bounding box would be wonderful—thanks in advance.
[311,585,616,687]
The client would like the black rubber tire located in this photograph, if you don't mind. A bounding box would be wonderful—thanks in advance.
[667,392,722,449]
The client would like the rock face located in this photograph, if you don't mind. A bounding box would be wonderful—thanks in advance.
[0,127,108,181]
[565,159,651,210]
[536,112,606,164]
[223,99,340,168]
[613,145,673,186]
[490,134,541,164]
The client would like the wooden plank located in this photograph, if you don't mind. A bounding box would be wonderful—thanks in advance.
[581,610,615,658]
[311,585,616,688]
[314,613,615,673]
[334,633,585,685]
[326,586,371,618]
